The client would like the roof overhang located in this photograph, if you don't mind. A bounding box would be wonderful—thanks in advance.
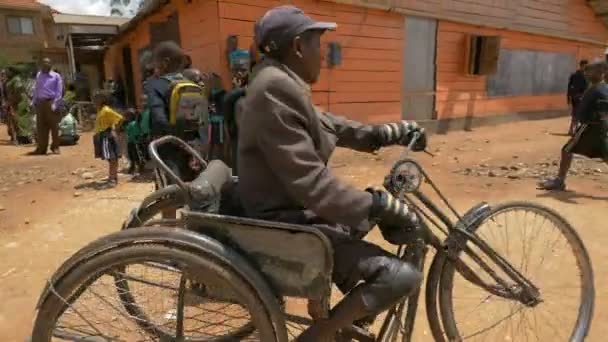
[52,13,129,26]
[111,0,168,43]
[588,0,608,29]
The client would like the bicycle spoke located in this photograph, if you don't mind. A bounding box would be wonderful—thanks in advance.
[442,204,590,342]
[175,275,187,339]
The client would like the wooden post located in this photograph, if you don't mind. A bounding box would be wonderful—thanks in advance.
[67,33,76,80]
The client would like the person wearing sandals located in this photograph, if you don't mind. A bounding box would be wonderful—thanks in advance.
[539,61,608,191]
[93,91,123,188]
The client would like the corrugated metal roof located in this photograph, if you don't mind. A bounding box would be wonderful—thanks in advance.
[0,0,44,10]
[53,13,129,26]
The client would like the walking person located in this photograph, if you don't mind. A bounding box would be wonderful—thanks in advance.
[567,60,589,136]
[31,58,63,155]
[539,61,608,191]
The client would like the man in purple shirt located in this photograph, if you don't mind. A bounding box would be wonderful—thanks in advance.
[31,58,63,155]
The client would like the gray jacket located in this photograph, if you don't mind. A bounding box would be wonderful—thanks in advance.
[237,58,382,233]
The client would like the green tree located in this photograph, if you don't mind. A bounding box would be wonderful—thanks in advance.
[0,52,9,69]
[110,0,147,17]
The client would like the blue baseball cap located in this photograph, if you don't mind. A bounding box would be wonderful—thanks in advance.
[255,6,337,54]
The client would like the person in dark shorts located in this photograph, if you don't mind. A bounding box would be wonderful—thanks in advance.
[539,61,608,191]
[92,91,123,187]
[239,6,428,341]
[567,60,589,136]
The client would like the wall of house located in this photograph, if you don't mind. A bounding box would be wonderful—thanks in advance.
[435,20,606,120]
[0,8,47,63]
[104,0,221,105]
[104,0,608,124]
[332,0,608,44]
[217,0,405,123]
[104,0,404,122]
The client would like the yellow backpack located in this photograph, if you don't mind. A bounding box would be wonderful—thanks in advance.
[165,78,209,135]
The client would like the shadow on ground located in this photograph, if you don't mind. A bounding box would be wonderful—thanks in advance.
[536,190,608,204]
[74,180,115,191]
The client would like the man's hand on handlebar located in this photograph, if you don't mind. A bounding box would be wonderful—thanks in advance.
[367,187,421,245]
[407,129,427,152]
[377,121,428,152]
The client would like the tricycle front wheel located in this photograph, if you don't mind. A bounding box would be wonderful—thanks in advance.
[431,202,594,341]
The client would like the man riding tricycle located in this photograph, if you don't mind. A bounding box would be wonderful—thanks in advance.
[31,6,594,342]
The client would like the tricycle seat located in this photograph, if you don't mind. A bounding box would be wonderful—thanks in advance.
[183,160,334,302]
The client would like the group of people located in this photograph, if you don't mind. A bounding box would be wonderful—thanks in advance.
[90,39,249,187]
[91,91,151,187]
[0,58,80,153]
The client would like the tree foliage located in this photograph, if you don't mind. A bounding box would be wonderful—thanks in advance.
[110,0,147,17]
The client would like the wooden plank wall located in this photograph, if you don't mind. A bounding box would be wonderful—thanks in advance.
[104,0,221,106]
[104,3,180,104]
[103,0,608,122]
[331,0,608,43]
[217,0,404,123]
[435,20,605,120]
[176,0,222,76]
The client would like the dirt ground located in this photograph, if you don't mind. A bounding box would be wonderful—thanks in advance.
[1,117,607,341]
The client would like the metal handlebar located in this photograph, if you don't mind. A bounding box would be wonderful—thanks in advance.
[407,131,421,151]
[405,130,435,157]
[148,135,209,192]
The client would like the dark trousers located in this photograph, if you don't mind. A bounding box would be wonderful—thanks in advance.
[35,100,60,152]
[127,142,141,164]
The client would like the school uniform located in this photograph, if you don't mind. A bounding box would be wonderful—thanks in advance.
[564,83,608,160]
[93,105,123,161]
[125,120,143,165]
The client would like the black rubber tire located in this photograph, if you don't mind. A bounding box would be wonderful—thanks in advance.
[122,192,184,230]
[31,243,278,342]
[425,250,448,342]
[376,299,409,342]
[438,202,595,341]
[115,194,256,340]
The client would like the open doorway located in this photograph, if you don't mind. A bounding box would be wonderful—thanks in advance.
[122,46,135,107]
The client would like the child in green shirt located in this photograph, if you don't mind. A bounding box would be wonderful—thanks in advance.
[124,109,145,174]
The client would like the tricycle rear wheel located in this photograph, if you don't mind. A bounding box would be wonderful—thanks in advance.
[32,242,279,341]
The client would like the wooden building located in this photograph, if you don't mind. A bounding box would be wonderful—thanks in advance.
[104,0,608,129]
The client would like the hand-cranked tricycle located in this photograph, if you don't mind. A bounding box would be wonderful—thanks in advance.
[31,135,594,341]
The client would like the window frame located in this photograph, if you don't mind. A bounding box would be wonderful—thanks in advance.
[6,16,35,35]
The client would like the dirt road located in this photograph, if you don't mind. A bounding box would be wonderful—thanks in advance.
[1,117,607,341]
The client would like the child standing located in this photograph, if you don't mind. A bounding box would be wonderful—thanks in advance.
[124,109,145,174]
[93,92,123,187]
[137,94,151,162]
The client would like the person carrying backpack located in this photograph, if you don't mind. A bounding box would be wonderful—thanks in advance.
[144,41,209,189]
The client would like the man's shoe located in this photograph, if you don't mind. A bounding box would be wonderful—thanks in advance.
[538,178,566,191]
[27,150,46,156]
[105,179,118,188]
[51,148,60,155]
